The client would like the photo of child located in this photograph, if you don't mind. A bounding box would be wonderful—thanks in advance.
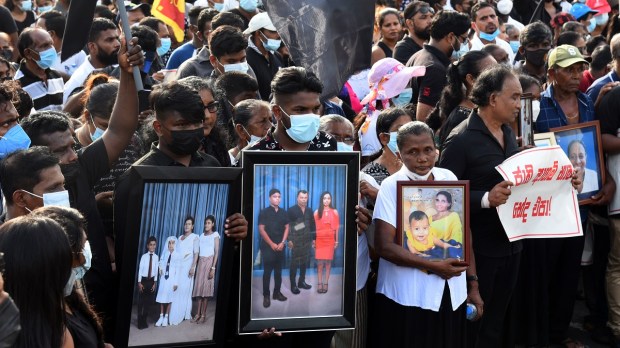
[404,211,462,260]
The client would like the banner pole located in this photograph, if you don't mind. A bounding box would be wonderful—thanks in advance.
[115,0,144,91]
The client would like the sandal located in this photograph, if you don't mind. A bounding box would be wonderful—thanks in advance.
[197,315,206,324]
[560,337,585,348]
[318,283,323,293]
[324,283,328,293]
[190,314,200,323]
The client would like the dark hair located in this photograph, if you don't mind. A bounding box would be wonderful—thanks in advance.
[404,1,431,20]
[17,28,38,58]
[269,188,281,197]
[297,189,308,196]
[85,82,119,120]
[197,7,219,33]
[561,21,585,33]
[89,18,117,43]
[437,50,491,123]
[146,235,157,247]
[471,2,498,21]
[586,35,607,55]
[518,74,541,92]
[208,25,247,59]
[408,210,429,224]
[591,45,612,71]
[3,0,17,11]
[317,191,334,219]
[429,10,471,40]
[184,216,195,225]
[139,16,164,33]
[377,8,401,28]
[396,121,435,150]
[0,56,11,76]
[150,81,204,123]
[436,190,453,210]
[31,206,86,253]
[0,147,59,204]
[205,215,216,230]
[557,31,582,47]
[131,25,158,52]
[94,5,116,22]
[233,99,270,127]
[211,12,245,31]
[271,66,323,101]
[607,15,620,44]
[13,83,33,118]
[0,79,18,108]
[520,21,553,46]
[470,66,515,107]
[189,6,207,26]
[0,216,72,348]
[21,110,71,145]
[366,107,412,161]
[39,11,66,39]
[215,71,259,101]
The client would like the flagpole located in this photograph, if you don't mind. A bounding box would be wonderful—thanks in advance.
[115,0,144,91]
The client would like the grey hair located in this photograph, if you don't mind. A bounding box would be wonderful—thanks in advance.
[319,114,354,133]
[396,121,435,150]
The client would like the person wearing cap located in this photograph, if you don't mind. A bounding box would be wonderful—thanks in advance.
[244,12,283,101]
[406,10,470,123]
[569,3,598,34]
[586,0,611,36]
[587,34,620,107]
[496,0,525,32]
[124,1,149,26]
[514,21,553,85]
[469,2,516,65]
[393,1,434,65]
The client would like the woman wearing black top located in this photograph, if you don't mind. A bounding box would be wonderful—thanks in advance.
[4,0,36,34]
[371,8,403,65]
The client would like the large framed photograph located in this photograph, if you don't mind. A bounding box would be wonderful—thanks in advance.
[115,166,242,347]
[238,151,360,334]
[551,121,605,204]
[396,181,470,263]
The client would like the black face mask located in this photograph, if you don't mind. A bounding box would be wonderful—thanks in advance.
[0,48,11,60]
[524,48,548,67]
[167,127,204,155]
[60,162,81,185]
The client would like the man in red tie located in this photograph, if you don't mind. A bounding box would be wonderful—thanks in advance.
[137,236,159,329]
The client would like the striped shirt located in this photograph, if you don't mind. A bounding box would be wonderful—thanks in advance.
[14,64,63,111]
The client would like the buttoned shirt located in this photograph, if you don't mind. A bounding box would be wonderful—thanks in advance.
[536,84,595,133]
[138,252,159,281]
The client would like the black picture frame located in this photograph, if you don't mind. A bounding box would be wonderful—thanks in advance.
[115,166,242,347]
[238,151,360,334]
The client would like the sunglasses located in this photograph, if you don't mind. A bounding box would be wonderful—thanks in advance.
[410,6,434,18]
[204,101,220,113]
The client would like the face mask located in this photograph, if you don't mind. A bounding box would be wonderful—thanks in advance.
[34,46,58,70]
[337,142,353,152]
[524,48,548,67]
[532,99,541,122]
[594,13,609,26]
[60,162,81,185]
[479,28,501,42]
[22,189,71,208]
[242,126,262,147]
[167,127,204,155]
[64,268,77,297]
[509,40,520,54]
[260,32,281,52]
[157,37,172,57]
[451,41,469,60]
[392,88,412,107]
[90,116,105,141]
[239,0,257,12]
[405,167,433,180]
[0,125,31,159]
[587,20,596,33]
[213,2,224,11]
[38,4,52,13]
[386,131,399,154]
[74,241,92,280]
[0,48,11,60]
[218,58,249,73]
[21,0,32,11]
[497,0,513,15]
[279,107,320,143]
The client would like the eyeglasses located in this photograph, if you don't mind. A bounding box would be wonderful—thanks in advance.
[204,101,220,113]
[457,34,469,46]
[332,136,355,145]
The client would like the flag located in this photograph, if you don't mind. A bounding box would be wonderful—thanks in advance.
[151,0,186,43]
[263,0,375,99]
[61,0,98,61]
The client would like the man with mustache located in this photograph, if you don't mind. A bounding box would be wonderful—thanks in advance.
[394,1,434,65]
[470,2,515,64]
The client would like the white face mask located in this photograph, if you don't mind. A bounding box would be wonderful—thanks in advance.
[74,241,92,280]
[241,125,263,147]
[64,268,77,297]
[337,142,353,152]
[21,189,71,208]
[217,58,249,73]
[405,167,433,181]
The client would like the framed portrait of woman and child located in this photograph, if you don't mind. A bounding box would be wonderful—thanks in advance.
[396,181,470,263]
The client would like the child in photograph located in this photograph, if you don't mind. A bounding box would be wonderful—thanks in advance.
[405,211,462,259]
[137,236,159,329]
[155,236,180,327]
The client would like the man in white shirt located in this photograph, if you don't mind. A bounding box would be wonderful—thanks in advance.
[137,236,159,329]
[469,2,516,64]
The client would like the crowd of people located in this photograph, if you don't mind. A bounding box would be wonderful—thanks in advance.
[0,0,619,347]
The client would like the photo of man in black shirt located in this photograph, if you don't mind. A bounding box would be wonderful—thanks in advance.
[287,190,315,295]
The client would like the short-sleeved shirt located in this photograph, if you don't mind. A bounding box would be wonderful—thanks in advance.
[199,232,220,257]
[406,44,451,108]
[14,64,64,111]
[249,129,337,151]
[176,46,214,79]
[536,84,595,133]
[586,70,620,106]
[14,11,35,34]
[393,35,423,65]
[0,6,17,35]
[258,206,289,249]
[166,41,199,70]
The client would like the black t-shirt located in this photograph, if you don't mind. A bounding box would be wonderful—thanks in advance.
[287,204,316,245]
[597,85,620,136]
[258,206,289,249]
[438,105,472,150]
[406,44,451,108]
[246,47,282,101]
[393,35,423,65]
[249,129,337,151]
[0,6,17,35]
[14,10,35,34]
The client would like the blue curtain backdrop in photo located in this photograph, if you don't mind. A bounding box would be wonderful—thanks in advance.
[555,128,602,198]
[134,183,229,298]
[252,164,349,273]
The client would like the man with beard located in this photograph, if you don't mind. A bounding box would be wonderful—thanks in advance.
[63,18,120,104]
[20,36,144,342]
[470,2,515,64]
[515,21,553,85]
[394,1,433,65]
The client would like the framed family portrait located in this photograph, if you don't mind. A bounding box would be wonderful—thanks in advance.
[534,132,557,148]
[238,151,360,334]
[551,121,605,204]
[396,181,470,263]
[115,166,242,347]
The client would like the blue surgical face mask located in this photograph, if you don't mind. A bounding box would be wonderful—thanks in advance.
[479,28,501,42]
[510,40,520,54]
[240,0,257,12]
[337,142,353,152]
[38,4,52,13]
[90,116,105,141]
[218,58,249,73]
[0,124,31,159]
[451,41,469,60]
[213,2,224,11]
[260,31,281,52]
[157,37,172,57]
[74,241,92,280]
[34,46,57,70]
[385,131,399,154]
[392,88,412,107]
[587,20,596,33]
[64,268,77,296]
[594,13,609,26]
[21,0,32,11]
[279,107,320,143]
[22,189,71,208]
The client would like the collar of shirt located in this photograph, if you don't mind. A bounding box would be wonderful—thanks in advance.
[248,36,263,56]
[16,61,57,80]
[607,69,620,83]
[197,46,211,63]
[538,84,595,131]
[466,110,514,141]
[421,44,451,67]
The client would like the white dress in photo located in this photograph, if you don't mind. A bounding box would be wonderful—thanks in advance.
[168,233,199,325]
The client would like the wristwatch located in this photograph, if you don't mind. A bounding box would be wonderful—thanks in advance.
[466,275,478,282]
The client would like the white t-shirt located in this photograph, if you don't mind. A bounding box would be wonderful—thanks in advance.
[63,58,95,104]
[199,231,220,257]
[470,34,516,65]
[373,166,467,311]
[52,50,87,77]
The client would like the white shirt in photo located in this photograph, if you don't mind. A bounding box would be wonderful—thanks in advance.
[137,252,159,281]
[198,231,220,258]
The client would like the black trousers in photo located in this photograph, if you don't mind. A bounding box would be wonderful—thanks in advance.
[262,248,284,296]
[137,276,155,328]
[289,242,310,285]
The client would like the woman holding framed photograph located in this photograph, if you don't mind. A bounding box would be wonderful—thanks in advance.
[313,191,340,294]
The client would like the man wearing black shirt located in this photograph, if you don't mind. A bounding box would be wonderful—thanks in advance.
[244,12,283,101]
[258,188,289,307]
[393,1,432,65]
[287,190,316,294]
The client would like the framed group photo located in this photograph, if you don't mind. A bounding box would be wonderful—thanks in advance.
[238,151,360,334]
[551,121,605,204]
[115,166,242,347]
[396,181,470,263]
